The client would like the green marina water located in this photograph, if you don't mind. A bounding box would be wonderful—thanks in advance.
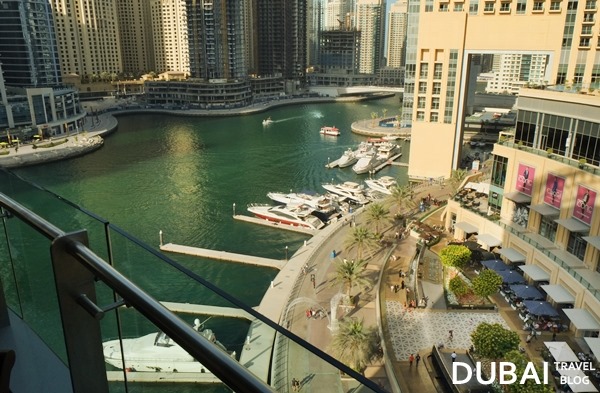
[13,96,406,391]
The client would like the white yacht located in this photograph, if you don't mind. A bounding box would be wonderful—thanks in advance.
[352,149,379,174]
[322,181,369,204]
[376,143,401,160]
[247,204,325,230]
[103,319,232,373]
[365,176,397,195]
[337,148,360,168]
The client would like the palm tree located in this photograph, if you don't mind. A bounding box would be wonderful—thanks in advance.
[365,202,390,236]
[344,226,378,260]
[370,112,378,127]
[330,259,371,298]
[330,318,379,373]
[381,108,388,119]
[450,168,469,192]
[389,184,416,213]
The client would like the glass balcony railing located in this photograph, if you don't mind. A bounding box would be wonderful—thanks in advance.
[0,169,383,393]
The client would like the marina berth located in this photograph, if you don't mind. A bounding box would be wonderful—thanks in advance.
[247,203,326,230]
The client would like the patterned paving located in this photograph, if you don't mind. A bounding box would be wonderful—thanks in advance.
[386,301,511,361]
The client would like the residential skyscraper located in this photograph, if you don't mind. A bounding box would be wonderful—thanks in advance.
[485,54,549,94]
[151,0,189,75]
[307,0,324,68]
[0,0,61,87]
[324,0,343,29]
[186,0,248,80]
[386,0,408,68]
[254,0,306,83]
[117,0,155,74]
[50,0,122,78]
[403,0,600,180]
[356,0,383,74]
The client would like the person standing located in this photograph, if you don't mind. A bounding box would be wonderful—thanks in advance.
[451,351,457,362]
[416,354,421,367]
[409,353,415,366]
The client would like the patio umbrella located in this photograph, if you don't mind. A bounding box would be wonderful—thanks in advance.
[463,241,480,251]
[497,270,526,284]
[482,259,511,272]
[509,285,544,300]
[523,300,559,317]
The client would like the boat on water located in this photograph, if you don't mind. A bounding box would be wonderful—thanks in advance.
[262,117,273,126]
[320,126,340,136]
[247,204,325,230]
[365,176,397,195]
[337,148,360,168]
[322,181,370,204]
[352,148,380,174]
[103,319,233,373]
[382,135,401,141]
[376,143,401,160]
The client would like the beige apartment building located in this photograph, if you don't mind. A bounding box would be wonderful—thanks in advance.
[446,88,600,337]
[116,0,155,74]
[406,0,600,181]
[50,0,122,78]
[386,0,408,68]
[150,0,189,75]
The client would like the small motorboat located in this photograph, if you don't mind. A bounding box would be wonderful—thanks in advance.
[262,117,273,126]
[320,126,340,136]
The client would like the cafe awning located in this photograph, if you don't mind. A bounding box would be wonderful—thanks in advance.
[497,270,526,284]
[482,259,511,271]
[564,309,600,331]
[584,337,600,361]
[545,341,580,362]
[477,233,502,248]
[555,218,590,233]
[529,203,560,217]
[584,236,600,251]
[504,191,531,204]
[523,300,559,317]
[497,248,526,263]
[540,284,575,303]
[558,368,598,392]
[518,264,550,281]
[455,221,478,234]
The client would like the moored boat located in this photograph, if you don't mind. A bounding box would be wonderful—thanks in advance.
[103,319,233,373]
[320,126,340,136]
[337,148,359,168]
[365,176,397,195]
[322,181,369,204]
[247,204,325,230]
[352,149,379,174]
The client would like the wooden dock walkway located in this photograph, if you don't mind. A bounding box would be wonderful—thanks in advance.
[233,215,316,235]
[161,302,254,321]
[391,161,409,167]
[159,243,286,270]
[372,153,403,173]
[106,371,221,383]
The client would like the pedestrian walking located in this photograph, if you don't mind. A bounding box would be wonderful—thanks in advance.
[401,280,405,290]
[552,332,557,341]
[409,353,415,366]
[526,334,532,344]
[451,351,457,362]
[416,354,421,367]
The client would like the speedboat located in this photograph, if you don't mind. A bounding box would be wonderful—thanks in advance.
[365,176,397,195]
[320,126,340,136]
[247,204,325,230]
[262,117,273,126]
[352,149,379,174]
[103,319,233,373]
[322,182,369,204]
[337,148,359,168]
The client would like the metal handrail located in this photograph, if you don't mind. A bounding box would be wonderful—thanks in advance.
[0,193,273,392]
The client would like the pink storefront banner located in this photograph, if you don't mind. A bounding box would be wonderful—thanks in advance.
[543,173,565,208]
[516,163,535,196]
[573,185,596,225]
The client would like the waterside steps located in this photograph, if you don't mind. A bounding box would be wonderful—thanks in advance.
[160,243,286,270]
[232,214,316,235]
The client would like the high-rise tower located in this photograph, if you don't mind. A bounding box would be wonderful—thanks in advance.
[50,0,122,78]
[186,0,248,80]
[356,0,383,74]
[151,0,189,75]
[117,0,155,74]
[387,0,408,68]
[0,0,61,87]
[403,0,600,180]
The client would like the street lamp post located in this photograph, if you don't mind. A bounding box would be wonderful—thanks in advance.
[233,203,236,217]
[285,246,288,261]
